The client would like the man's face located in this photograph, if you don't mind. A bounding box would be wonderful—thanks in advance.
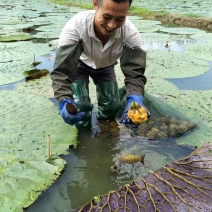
[93,0,129,38]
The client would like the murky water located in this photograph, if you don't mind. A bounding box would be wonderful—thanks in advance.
[25,122,195,211]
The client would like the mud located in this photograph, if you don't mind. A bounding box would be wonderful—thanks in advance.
[146,14,212,31]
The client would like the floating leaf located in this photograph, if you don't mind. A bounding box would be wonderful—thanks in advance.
[0,41,52,63]
[0,34,33,42]
[160,27,206,35]
[146,49,209,78]
[0,89,78,210]
[184,42,212,61]
[15,75,54,98]
[140,32,170,42]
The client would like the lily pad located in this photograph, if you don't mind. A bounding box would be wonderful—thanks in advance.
[132,20,162,25]
[47,39,59,50]
[35,24,64,32]
[0,19,28,25]
[137,24,165,33]
[0,34,33,42]
[190,32,212,42]
[0,24,35,36]
[32,31,61,39]
[15,75,54,98]
[145,77,180,98]
[0,89,78,210]
[160,27,206,35]
[146,49,209,78]
[165,90,212,125]
[140,32,170,42]
[127,16,143,20]
[0,41,52,63]
[0,60,32,85]
[184,42,212,61]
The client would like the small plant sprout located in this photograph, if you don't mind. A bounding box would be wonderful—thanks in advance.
[47,134,51,158]
[32,54,42,69]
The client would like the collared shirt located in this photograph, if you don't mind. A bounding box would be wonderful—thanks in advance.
[58,10,141,69]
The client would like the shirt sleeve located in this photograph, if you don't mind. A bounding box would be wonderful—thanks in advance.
[120,19,147,96]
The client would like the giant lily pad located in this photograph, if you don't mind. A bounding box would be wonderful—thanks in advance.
[0,60,32,85]
[140,32,170,42]
[146,49,209,78]
[0,89,78,210]
[160,27,206,35]
[0,34,33,42]
[15,75,54,98]
[0,41,52,63]
[190,32,212,42]
[32,31,61,39]
[137,25,165,33]
[184,42,212,61]
[145,77,180,98]
[165,90,212,124]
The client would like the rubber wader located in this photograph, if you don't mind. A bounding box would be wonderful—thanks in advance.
[96,81,121,120]
[70,80,93,130]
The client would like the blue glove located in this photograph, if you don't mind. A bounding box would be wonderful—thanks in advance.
[119,95,150,127]
[59,99,85,125]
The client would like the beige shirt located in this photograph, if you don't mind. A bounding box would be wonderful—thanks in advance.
[58,10,141,69]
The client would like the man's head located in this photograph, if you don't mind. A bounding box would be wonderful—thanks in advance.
[93,0,131,40]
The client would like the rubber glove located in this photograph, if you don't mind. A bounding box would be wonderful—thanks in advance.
[119,94,150,128]
[59,99,85,125]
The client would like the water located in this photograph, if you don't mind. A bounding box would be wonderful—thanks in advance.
[25,125,195,211]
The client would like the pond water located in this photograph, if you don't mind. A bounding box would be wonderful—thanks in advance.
[25,124,195,212]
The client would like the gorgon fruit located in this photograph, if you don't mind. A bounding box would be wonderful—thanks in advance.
[127,101,148,124]
[118,154,145,164]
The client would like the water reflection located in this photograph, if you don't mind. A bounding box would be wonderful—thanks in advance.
[141,37,201,52]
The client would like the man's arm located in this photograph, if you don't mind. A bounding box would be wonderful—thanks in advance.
[50,41,83,103]
[120,45,147,96]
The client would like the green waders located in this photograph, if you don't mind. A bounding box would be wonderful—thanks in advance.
[70,80,93,130]
[96,81,121,120]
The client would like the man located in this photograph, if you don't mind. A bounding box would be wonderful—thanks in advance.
[51,0,150,130]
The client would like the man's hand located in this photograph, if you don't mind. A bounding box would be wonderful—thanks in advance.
[59,99,85,125]
[119,95,150,128]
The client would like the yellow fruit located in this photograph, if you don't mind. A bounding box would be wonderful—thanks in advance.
[127,101,148,124]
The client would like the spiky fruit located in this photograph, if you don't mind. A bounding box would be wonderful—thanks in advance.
[127,101,148,124]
